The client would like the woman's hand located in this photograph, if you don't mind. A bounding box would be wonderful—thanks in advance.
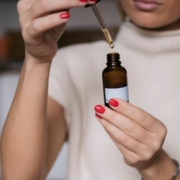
[17,0,97,63]
[94,98,167,170]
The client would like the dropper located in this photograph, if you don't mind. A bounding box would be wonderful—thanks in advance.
[91,5,115,49]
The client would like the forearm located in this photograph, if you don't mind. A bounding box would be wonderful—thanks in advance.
[139,149,180,180]
[1,57,51,180]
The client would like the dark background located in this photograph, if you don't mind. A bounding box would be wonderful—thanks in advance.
[0,0,18,1]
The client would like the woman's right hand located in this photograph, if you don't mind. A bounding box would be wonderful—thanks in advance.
[17,0,96,64]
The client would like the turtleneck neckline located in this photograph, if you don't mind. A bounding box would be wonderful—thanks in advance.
[116,18,180,39]
[115,18,180,54]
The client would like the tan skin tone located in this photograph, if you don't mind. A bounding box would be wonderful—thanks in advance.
[1,0,180,179]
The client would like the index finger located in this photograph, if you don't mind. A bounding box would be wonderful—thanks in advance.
[17,0,37,15]
[108,98,162,132]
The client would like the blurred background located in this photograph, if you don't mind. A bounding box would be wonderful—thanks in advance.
[0,0,121,179]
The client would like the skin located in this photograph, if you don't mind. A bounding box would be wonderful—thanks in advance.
[0,0,180,179]
[120,0,180,30]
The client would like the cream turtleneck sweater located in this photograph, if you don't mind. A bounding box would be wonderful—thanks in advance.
[48,20,180,180]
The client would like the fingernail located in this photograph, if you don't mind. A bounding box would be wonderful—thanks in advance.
[109,99,119,107]
[60,12,70,19]
[94,105,105,114]
[85,0,100,7]
[95,113,102,119]
[79,0,88,2]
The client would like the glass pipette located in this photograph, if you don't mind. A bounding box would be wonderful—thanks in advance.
[91,5,115,49]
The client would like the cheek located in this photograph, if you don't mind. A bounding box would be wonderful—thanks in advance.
[120,0,180,29]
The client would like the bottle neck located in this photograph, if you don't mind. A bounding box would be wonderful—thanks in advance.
[106,53,121,68]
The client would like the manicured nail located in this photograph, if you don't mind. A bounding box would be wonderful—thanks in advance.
[79,0,88,2]
[85,0,100,7]
[109,99,119,107]
[60,12,70,19]
[94,105,105,114]
[95,113,102,119]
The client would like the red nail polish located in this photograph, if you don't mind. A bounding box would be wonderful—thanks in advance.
[94,105,105,114]
[95,113,102,119]
[79,0,88,2]
[60,12,70,19]
[109,99,119,107]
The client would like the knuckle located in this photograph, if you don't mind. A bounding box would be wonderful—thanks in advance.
[17,1,29,15]
[131,157,140,165]
[118,134,129,144]
[39,0,48,10]
[151,140,161,151]
[153,140,161,150]
[105,123,112,132]
[69,0,77,7]
[141,150,153,161]
[22,30,30,44]
[157,121,167,138]
[131,158,138,165]
[19,14,30,30]
[31,21,40,33]
[137,112,146,123]
[121,100,128,109]
[161,123,167,136]
[70,0,85,7]
[125,123,136,134]
[109,112,117,122]
[124,156,139,166]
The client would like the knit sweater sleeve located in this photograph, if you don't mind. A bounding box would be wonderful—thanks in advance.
[48,47,73,128]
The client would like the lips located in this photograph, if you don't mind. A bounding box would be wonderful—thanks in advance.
[133,0,163,11]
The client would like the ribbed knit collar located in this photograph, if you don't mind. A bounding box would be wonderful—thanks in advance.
[115,18,180,54]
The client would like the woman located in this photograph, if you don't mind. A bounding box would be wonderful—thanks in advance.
[1,0,180,179]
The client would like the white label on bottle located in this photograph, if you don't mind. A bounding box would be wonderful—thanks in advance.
[105,86,129,103]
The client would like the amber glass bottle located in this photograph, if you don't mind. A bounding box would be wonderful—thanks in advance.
[102,52,129,108]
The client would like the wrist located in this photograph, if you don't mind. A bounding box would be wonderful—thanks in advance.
[25,52,52,73]
[138,149,176,180]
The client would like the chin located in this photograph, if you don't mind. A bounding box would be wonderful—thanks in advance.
[128,13,166,30]
[131,19,163,30]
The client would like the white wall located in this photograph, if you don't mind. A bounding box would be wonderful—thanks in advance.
[0,72,19,133]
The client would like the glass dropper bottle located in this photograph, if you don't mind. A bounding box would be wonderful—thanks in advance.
[102,52,129,108]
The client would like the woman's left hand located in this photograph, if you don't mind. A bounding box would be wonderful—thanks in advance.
[94,98,167,170]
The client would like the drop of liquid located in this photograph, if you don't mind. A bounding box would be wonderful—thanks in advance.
[110,43,115,49]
